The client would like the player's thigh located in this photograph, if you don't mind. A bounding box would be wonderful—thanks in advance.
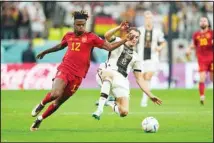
[142,60,158,75]
[95,73,102,87]
[209,62,213,81]
[51,77,67,98]
[198,62,209,73]
[143,71,155,80]
[64,74,82,97]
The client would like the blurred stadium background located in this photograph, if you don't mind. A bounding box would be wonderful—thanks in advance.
[1,1,213,89]
[1,1,213,142]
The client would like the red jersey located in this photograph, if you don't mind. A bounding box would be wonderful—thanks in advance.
[57,32,105,78]
[192,29,213,62]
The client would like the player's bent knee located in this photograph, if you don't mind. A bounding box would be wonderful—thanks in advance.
[51,90,63,98]
[119,107,129,117]
[120,110,128,117]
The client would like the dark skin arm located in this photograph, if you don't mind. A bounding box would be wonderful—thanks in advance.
[36,43,67,59]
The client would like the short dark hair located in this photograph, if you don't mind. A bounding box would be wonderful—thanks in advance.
[72,10,89,20]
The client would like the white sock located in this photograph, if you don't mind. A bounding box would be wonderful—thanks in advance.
[97,80,111,112]
[113,104,120,115]
[141,80,150,105]
[97,97,107,112]
[101,80,111,95]
[200,95,205,101]
[37,115,43,121]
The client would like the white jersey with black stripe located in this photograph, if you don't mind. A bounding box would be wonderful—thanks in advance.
[137,26,165,62]
[104,37,141,77]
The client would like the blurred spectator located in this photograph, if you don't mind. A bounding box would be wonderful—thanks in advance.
[134,6,144,27]
[1,4,20,39]
[22,42,36,63]
[120,5,136,24]
[19,6,31,39]
[1,1,212,64]
[27,2,46,38]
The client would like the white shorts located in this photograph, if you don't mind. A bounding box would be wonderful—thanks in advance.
[141,60,159,73]
[95,68,130,98]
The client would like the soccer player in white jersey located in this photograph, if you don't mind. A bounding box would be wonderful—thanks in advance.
[137,11,166,107]
[92,27,162,120]
[95,21,130,105]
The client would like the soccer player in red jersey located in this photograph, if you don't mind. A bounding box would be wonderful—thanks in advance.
[30,10,134,131]
[186,16,213,105]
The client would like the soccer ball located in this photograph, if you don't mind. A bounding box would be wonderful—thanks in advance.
[142,117,159,133]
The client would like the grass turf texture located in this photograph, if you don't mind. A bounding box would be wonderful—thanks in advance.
[1,89,213,142]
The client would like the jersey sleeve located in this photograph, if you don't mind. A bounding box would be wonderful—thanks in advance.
[60,34,68,47]
[192,32,197,46]
[158,29,165,43]
[93,34,105,48]
[133,55,142,72]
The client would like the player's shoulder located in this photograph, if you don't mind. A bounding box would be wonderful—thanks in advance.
[137,26,145,31]
[63,32,74,38]
[86,32,98,37]
[86,32,103,39]
[192,31,200,38]
[193,30,200,35]
[133,51,140,60]
[208,29,213,34]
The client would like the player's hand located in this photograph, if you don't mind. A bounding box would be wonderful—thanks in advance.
[150,96,162,105]
[155,46,162,53]
[185,48,191,61]
[119,21,129,31]
[36,52,46,59]
[124,33,134,41]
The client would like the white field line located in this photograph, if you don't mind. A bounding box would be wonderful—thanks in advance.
[2,111,212,116]
[60,111,213,115]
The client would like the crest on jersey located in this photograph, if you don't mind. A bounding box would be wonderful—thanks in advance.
[69,37,72,41]
[82,36,87,43]
[196,35,200,39]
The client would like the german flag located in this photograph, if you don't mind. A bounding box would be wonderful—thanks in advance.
[94,16,118,36]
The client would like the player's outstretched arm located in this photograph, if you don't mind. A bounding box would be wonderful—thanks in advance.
[104,21,129,42]
[36,43,67,59]
[102,33,134,51]
[155,41,166,53]
[185,43,195,60]
[134,71,162,105]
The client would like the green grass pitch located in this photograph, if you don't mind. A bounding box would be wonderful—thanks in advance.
[1,89,213,142]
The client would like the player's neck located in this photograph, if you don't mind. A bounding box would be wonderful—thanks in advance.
[145,24,153,30]
[125,43,134,50]
[200,28,209,33]
[74,31,85,36]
